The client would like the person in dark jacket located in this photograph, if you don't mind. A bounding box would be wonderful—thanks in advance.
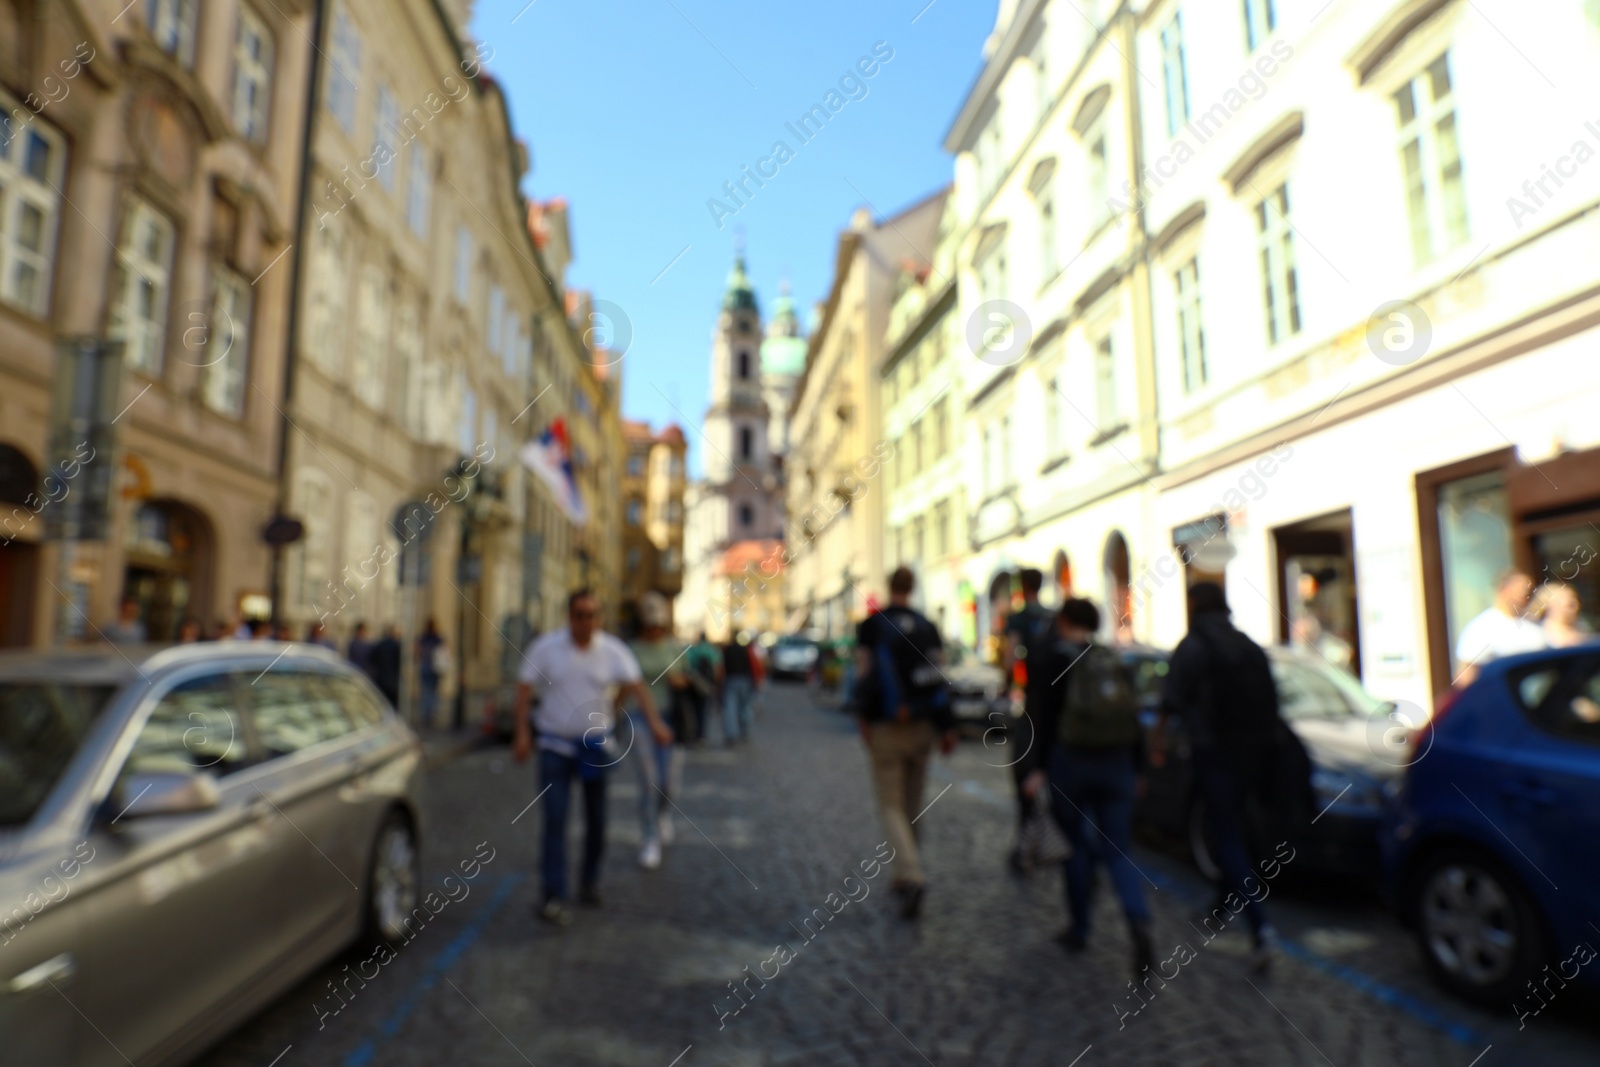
[1023,597,1153,976]
[1155,581,1282,973]
[1002,567,1055,872]
[370,624,403,708]
[348,621,375,678]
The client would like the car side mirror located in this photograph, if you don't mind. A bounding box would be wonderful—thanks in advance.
[114,772,222,819]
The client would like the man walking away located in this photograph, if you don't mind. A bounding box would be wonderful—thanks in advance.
[348,621,375,679]
[721,634,757,745]
[627,593,689,870]
[370,624,403,708]
[513,591,672,925]
[1002,567,1055,872]
[1156,581,1282,972]
[854,567,956,919]
[683,632,720,745]
[1023,598,1153,977]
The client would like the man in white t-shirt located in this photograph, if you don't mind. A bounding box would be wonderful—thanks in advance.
[1454,569,1547,683]
[513,590,671,924]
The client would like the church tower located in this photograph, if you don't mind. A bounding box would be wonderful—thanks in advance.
[700,256,781,546]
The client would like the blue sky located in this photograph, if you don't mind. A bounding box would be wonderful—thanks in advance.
[468,0,995,473]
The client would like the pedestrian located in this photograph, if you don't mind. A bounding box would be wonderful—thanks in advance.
[1001,567,1054,872]
[626,593,689,871]
[348,621,375,677]
[1154,581,1285,973]
[103,596,146,644]
[512,590,671,925]
[306,620,336,649]
[272,621,294,641]
[721,633,757,745]
[1454,569,1546,682]
[248,618,271,640]
[176,617,203,643]
[370,624,402,708]
[853,566,956,919]
[1531,580,1589,648]
[1022,597,1153,976]
[683,631,720,745]
[417,618,446,729]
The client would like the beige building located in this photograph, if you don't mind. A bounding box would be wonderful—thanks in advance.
[784,196,944,639]
[618,420,687,628]
[282,0,578,712]
[0,0,312,646]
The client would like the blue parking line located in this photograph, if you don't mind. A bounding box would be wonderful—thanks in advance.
[1277,939,1487,1047]
[343,872,527,1066]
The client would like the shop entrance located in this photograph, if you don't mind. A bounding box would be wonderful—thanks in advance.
[1273,509,1361,677]
[123,500,214,642]
[0,444,40,647]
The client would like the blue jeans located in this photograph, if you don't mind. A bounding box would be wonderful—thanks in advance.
[418,673,440,728]
[723,676,754,742]
[628,712,681,844]
[1192,746,1270,937]
[1050,745,1152,934]
[539,748,607,901]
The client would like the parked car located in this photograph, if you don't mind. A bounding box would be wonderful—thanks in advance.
[1126,645,1400,880]
[944,644,1012,732]
[1384,646,1600,1005]
[0,643,425,1067]
[768,636,821,681]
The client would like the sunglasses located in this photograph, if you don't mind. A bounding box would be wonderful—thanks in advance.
[571,609,598,620]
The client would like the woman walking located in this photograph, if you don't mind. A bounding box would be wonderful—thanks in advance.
[628,593,690,870]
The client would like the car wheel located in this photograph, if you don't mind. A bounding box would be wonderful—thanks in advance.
[1187,796,1223,882]
[365,810,421,944]
[1411,846,1545,1004]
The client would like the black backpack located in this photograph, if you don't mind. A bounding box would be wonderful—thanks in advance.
[1061,643,1141,747]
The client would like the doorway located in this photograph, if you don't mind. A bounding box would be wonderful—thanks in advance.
[123,500,214,642]
[1273,510,1360,676]
[0,444,39,647]
[1103,531,1132,643]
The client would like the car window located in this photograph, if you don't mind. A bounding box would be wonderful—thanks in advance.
[1272,658,1356,719]
[122,674,248,782]
[1514,656,1600,747]
[0,683,114,826]
[246,671,356,758]
[319,673,385,729]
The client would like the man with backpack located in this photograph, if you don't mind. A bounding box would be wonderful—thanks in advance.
[854,566,957,919]
[1155,581,1287,973]
[1023,597,1154,977]
[1001,567,1056,872]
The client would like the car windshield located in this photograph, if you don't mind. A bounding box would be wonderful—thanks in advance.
[1271,657,1384,720]
[0,682,115,826]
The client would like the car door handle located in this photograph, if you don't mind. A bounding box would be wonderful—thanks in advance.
[1498,781,1558,807]
[6,953,76,995]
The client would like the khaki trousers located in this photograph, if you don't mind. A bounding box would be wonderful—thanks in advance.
[867,719,937,887]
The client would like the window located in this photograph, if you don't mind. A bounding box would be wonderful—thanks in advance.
[458,383,476,456]
[1094,335,1118,430]
[912,516,926,564]
[1038,188,1058,279]
[374,85,399,192]
[0,113,65,316]
[327,9,362,133]
[396,301,423,433]
[320,673,384,728]
[627,453,645,477]
[109,198,176,377]
[934,500,951,558]
[406,144,430,236]
[245,671,354,757]
[667,500,682,522]
[739,425,753,460]
[1084,120,1110,225]
[662,548,680,573]
[232,6,274,142]
[738,503,754,528]
[1175,257,1207,392]
[121,673,248,780]
[352,264,387,409]
[976,119,1003,197]
[1395,53,1469,265]
[204,269,252,416]
[1032,32,1051,120]
[305,217,350,372]
[453,225,473,303]
[977,240,1008,303]
[737,350,750,379]
[1244,0,1277,51]
[934,398,949,456]
[148,0,198,67]
[1160,13,1190,137]
[0,683,112,826]
[1436,470,1511,676]
[295,472,332,610]
[626,547,641,570]
[1256,183,1302,344]
[487,284,505,357]
[626,498,643,525]
[1512,656,1600,747]
[1045,367,1065,458]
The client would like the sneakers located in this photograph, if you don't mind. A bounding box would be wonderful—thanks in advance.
[538,897,571,926]
[659,812,676,845]
[639,839,662,870]
[1250,926,1279,975]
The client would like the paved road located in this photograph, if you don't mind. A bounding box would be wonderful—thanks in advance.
[200,683,1600,1066]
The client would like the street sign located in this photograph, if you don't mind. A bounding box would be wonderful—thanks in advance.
[261,515,305,545]
[44,338,123,542]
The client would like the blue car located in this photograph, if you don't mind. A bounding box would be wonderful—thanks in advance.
[1384,645,1600,1005]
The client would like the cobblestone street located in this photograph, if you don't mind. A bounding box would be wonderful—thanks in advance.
[200,684,1600,1066]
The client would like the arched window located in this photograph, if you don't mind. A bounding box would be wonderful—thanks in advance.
[1103,531,1132,641]
[737,350,751,379]
[739,425,753,460]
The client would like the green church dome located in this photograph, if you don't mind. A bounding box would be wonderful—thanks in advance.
[722,256,758,313]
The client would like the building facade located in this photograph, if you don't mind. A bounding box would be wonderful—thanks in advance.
[0,0,313,646]
[618,420,687,628]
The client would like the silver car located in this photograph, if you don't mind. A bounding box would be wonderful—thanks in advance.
[0,642,425,1067]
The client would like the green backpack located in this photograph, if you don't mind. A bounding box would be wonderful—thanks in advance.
[1061,643,1141,747]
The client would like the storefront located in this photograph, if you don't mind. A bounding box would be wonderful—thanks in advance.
[1418,445,1600,698]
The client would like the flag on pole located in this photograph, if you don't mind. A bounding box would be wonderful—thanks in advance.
[518,417,588,527]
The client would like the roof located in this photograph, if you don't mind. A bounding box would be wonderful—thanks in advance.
[722,256,758,313]
[714,538,785,578]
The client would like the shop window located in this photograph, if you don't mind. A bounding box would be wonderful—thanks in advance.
[1436,470,1513,676]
